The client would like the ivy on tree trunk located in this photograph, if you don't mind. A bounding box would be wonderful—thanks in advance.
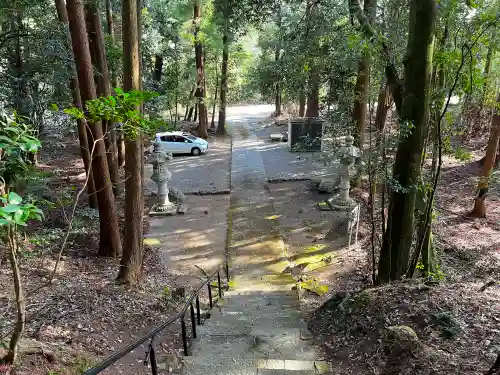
[378,0,437,283]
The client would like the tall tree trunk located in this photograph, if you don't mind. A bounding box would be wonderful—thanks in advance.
[54,0,98,209]
[469,92,500,218]
[374,76,391,141]
[305,71,320,117]
[216,4,229,136]
[274,1,282,117]
[378,0,436,283]
[118,0,144,284]
[409,23,449,278]
[477,33,496,130]
[193,100,198,122]
[66,0,121,258]
[185,86,195,121]
[174,41,179,127]
[153,54,163,88]
[193,0,208,139]
[352,0,376,147]
[4,226,24,364]
[187,106,194,121]
[105,0,117,88]
[211,60,219,129]
[304,0,319,118]
[85,0,120,196]
[299,85,306,117]
[105,0,125,167]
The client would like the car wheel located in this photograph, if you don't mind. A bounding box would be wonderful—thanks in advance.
[191,147,201,156]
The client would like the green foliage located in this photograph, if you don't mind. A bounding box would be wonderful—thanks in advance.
[453,147,473,162]
[63,89,169,140]
[432,311,462,338]
[416,262,446,281]
[0,192,43,227]
[0,110,41,188]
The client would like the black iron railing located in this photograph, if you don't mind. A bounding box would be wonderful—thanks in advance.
[82,262,229,375]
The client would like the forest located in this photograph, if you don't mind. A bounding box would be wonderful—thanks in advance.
[0,0,499,374]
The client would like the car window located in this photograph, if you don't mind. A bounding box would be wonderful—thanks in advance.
[160,135,174,142]
[185,135,197,141]
[175,136,191,143]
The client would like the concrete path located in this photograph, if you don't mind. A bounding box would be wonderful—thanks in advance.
[144,137,231,194]
[183,106,329,375]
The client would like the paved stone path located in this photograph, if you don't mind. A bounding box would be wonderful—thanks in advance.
[183,107,329,375]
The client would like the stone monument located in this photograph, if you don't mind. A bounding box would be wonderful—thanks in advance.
[149,140,180,216]
[323,135,363,249]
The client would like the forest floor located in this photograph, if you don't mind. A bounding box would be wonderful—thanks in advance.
[0,132,231,375]
[305,138,500,374]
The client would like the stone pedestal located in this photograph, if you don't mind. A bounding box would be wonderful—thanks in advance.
[325,203,360,250]
[150,181,177,215]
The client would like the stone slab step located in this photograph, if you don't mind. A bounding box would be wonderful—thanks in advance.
[182,358,331,375]
[206,309,301,330]
[257,370,315,375]
[189,329,318,361]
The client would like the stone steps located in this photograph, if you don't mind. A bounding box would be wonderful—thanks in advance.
[179,120,328,375]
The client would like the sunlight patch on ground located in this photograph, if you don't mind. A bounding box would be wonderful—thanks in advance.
[264,214,282,220]
[229,274,296,292]
[264,259,290,274]
[144,238,161,245]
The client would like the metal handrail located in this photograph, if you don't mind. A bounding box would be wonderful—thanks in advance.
[82,261,229,375]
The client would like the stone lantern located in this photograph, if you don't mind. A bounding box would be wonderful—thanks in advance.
[149,140,177,215]
[325,135,363,248]
[327,135,362,210]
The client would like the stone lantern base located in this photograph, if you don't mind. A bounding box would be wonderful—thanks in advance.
[324,202,360,250]
[149,202,178,216]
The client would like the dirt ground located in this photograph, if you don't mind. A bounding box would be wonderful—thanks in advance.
[0,135,223,375]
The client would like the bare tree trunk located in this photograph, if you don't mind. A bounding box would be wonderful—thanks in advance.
[185,86,195,121]
[469,93,500,218]
[66,0,121,257]
[153,54,163,87]
[374,76,391,139]
[352,0,376,147]
[4,226,24,364]
[105,0,125,167]
[211,59,219,129]
[105,0,117,88]
[299,85,306,117]
[477,33,496,130]
[85,0,120,196]
[305,71,320,117]
[378,0,436,283]
[274,1,282,117]
[118,0,144,284]
[194,0,208,139]
[216,3,229,136]
[54,0,98,208]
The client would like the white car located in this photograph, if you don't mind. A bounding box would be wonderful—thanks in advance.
[153,132,208,156]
